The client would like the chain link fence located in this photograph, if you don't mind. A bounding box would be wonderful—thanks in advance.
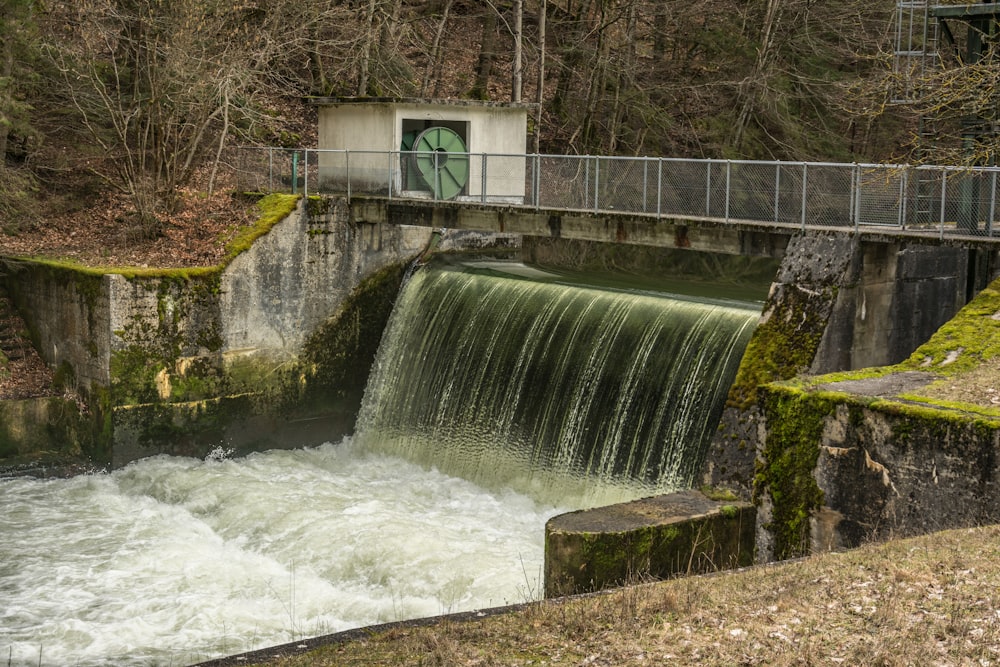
[225,147,1000,238]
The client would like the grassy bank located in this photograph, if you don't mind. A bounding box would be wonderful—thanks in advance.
[238,524,1000,666]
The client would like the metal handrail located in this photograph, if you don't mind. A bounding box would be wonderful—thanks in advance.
[229,147,1000,239]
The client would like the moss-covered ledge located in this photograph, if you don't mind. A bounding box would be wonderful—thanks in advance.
[755,274,1000,560]
[544,490,755,598]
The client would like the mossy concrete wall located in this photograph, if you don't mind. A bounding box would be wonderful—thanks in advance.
[544,490,755,598]
[756,384,1000,561]
[0,397,95,468]
[4,196,493,467]
[704,236,993,503]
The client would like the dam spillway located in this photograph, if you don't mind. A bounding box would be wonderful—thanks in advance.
[355,258,761,508]
[0,257,763,666]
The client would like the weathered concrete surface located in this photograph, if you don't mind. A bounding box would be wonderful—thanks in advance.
[812,243,973,371]
[352,197,794,258]
[544,490,755,598]
[703,233,858,499]
[2,196,517,467]
[0,396,94,463]
[703,235,995,506]
[756,383,1000,560]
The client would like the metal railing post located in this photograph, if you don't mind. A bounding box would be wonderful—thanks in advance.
[899,168,908,229]
[642,159,649,213]
[481,153,488,204]
[656,158,663,218]
[849,163,857,229]
[801,162,808,231]
[774,162,781,222]
[304,150,310,197]
[724,160,731,222]
[534,154,541,209]
[853,164,862,231]
[594,155,601,212]
[705,162,712,217]
[346,150,351,201]
[990,169,997,236]
[585,158,590,210]
[940,170,947,239]
[388,151,393,200]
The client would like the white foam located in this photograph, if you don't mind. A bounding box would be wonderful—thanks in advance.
[0,439,562,666]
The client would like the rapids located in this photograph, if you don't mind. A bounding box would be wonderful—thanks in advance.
[0,442,560,666]
[1,258,763,666]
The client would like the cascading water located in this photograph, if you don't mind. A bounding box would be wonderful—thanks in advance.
[0,256,762,667]
[355,259,761,508]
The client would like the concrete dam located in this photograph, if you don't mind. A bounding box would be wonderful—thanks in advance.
[3,193,1000,665]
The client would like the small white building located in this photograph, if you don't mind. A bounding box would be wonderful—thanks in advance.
[311,97,531,203]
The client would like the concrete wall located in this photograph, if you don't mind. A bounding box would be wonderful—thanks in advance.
[4,197,442,466]
[703,236,993,501]
[4,264,111,392]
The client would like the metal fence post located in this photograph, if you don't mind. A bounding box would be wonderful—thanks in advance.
[801,162,808,231]
[594,157,600,212]
[774,162,781,222]
[705,162,712,217]
[990,169,997,236]
[534,154,541,209]
[388,151,393,200]
[724,160,731,222]
[302,148,309,199]
[940,170,947,239]
[346,150,351,201]
[657,158,663,219]
[899,168,908,229]
[642,159,649,213]
[849,163,857,229]
[481,153,488,204]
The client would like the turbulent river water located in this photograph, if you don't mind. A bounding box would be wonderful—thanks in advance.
[0,258,763,667]
[0,442,562,666]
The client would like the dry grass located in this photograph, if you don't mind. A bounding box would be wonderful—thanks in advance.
[247,525,1000,667]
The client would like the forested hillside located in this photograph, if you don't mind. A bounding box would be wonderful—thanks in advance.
[0,0,993,242]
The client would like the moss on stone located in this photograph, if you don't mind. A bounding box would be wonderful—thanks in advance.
[754,384,833,560]
[899,279,1000,375]
[727,284,834,410]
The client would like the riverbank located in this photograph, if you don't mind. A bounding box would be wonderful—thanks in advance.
[200,522,1000,666]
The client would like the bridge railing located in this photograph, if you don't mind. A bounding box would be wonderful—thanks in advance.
[227,147,1000,238]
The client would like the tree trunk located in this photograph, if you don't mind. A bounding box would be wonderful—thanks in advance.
[422,0,454,97]
[512,0,523,102]
[357,0,378,96]
[0,6,13,161]
[533,0,546,154]
[471,6,498,100]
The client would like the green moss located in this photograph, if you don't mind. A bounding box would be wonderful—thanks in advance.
[222,193,300,264]
[898,280,1000,374]
[754,385,833,560]
[727,284,833,410]
[700,485,739,502]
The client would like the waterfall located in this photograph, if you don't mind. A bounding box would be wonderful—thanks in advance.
[355,259,760,508]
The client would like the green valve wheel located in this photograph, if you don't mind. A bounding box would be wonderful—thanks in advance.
[412,126,469,200]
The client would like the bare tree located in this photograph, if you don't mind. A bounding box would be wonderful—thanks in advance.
[44,0,274,232]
